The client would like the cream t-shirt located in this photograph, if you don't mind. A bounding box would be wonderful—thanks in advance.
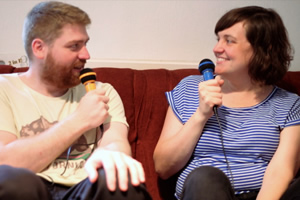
[0,73,128,186]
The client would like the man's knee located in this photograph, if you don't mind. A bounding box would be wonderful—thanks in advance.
[0,165,50,200]
[96,168,136,191]
[0,164,34,178]
[0,165,36,187]
[95,168,152,200]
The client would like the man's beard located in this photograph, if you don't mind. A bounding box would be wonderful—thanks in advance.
[41,53,85,89]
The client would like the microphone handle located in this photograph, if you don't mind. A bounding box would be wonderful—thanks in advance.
[202,68,214,81]
[84,82,96,92]
[201,68,218,114]
[213,105,218,116]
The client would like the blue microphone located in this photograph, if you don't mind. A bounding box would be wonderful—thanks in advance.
[198,59,218,115]
[198,59,215,81]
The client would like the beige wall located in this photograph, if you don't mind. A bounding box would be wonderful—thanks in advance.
[1,0,299,71]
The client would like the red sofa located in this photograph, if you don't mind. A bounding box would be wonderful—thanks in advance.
[1,64,300,200]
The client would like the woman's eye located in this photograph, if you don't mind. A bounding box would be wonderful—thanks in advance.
[226,37,236,44]
[227,39,233,44]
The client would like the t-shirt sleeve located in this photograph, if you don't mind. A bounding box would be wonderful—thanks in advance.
[284,95,300,127]
[0,76,19,135]
[165,75,203,124]
[101,83,129,127]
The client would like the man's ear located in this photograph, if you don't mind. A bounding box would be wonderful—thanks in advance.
[31,38,47,59]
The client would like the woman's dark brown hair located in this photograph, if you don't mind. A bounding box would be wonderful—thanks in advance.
[215,6,293,85]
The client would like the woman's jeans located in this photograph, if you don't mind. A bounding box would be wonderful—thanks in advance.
[0,165,152,200]
[181,166,300,200]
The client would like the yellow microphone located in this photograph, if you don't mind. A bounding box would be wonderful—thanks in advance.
[79,68,97,92]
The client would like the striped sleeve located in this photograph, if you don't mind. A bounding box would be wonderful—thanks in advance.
[165,75,203,124]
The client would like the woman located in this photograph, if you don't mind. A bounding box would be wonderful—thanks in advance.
[153,6,300,200]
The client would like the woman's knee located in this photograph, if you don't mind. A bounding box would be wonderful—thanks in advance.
[186,166,230,186]
[281,176,300,199]
[183,166,233,193]
[182,166,235,200]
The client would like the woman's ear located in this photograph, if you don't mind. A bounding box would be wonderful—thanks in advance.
[31,38,47,59]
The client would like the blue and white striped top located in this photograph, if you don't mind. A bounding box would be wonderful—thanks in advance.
[166,75,300,199]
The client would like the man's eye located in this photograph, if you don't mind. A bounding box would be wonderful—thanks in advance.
[70,44,79,50]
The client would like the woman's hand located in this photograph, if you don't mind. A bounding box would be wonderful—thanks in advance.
[198,75,224,117]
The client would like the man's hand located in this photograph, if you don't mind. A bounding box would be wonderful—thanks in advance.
[75,89,109,130]
[84,148,145,191]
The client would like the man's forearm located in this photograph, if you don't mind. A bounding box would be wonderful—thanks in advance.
[0,115,88,172]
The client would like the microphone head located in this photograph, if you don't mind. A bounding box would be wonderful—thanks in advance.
[198,59,215,75]
[79,68,97,85]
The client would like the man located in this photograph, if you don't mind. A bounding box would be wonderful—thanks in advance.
[0,1,151,199]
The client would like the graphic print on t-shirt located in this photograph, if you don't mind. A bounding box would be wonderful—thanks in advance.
[19,116,95,160]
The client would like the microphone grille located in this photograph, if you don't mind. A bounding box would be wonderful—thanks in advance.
[198,59,215,74]
[79,68,96,84]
